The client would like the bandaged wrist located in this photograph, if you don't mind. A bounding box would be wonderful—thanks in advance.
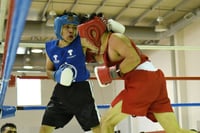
[115,65,123,77]
[52,71,56,80]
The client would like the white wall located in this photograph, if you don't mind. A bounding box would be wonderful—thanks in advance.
[174,18,200,130]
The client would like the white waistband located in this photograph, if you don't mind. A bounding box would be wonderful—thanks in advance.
[136,61,158,71]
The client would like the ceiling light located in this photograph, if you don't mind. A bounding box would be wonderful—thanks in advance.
[49,10,57,16]
[17,47,26,54]
[155,16,168,32]
[23,65,33,69]
[156,16,164,22]
[31,48,43,53]
[155,24,168,32]
[23,56,33,69]
[46,10,57,27]
[23,49,33,69]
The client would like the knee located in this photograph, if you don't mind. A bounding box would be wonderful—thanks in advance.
[39,125,54,133]
[100,116,115,129]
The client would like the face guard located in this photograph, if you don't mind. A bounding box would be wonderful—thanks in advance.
[78,17,107,54]
[54,14,80,40]
[78,16,126,53]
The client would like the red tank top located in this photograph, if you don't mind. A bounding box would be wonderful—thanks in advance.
[103,34,149,68]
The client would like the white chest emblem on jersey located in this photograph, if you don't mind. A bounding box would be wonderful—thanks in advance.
[68,49,73,56]
[67,49,76,58]
[53,54,60,63]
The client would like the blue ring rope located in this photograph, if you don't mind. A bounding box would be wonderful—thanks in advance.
[171,103,200,107]
[14,103,200,110]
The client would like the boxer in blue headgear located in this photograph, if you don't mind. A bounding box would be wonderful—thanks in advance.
[39,12,101,133]
[54,13,79,41]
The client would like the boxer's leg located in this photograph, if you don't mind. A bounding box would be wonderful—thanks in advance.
[91,125,101,133]
[39,125,54,133]
[101,101,128,133]
[154,112,197,133]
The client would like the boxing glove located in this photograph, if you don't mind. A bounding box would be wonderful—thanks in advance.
[94,65,120,87]
[54,65,74,86]
[107,19,125,33]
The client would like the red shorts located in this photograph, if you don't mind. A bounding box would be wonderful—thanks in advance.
[111,69,173,122]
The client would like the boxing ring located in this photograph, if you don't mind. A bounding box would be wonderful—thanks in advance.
[0,2,200,133]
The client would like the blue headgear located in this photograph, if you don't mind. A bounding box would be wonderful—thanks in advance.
[54,14,80,40]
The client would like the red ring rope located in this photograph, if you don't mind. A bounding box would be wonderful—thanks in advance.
[17,75,200,80]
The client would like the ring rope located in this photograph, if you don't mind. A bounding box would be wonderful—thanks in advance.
[138,45,200,51]
[1,43,200,51]
[12,103,200,110]
[17,76,200,80]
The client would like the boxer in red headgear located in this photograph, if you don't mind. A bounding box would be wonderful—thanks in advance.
[78,14,198,133]
[79,17,107,54]
[78,15,125,62]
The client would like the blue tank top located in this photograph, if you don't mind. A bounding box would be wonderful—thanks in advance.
[45,36,90,82]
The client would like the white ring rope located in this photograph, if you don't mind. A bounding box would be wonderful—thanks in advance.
[1,43,200,53]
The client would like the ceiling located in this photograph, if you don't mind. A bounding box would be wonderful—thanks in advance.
[0,0,200,75]
[28,0,200,27]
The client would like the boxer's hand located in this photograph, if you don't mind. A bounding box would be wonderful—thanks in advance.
[107,19,125,33]
[54,65,73,86]
[94,65,120,87]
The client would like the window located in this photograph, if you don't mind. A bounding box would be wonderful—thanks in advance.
[17,78,41,105]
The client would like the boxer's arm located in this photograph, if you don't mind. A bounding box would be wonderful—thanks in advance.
[46,54,55,80]
[109,33,141,74]
[81,38,99,53]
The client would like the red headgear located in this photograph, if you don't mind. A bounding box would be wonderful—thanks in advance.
[78,17,107,53]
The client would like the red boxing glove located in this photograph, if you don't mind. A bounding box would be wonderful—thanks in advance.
[94,65,120,87]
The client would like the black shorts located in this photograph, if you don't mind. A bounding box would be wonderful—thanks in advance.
[41,81,100,131]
